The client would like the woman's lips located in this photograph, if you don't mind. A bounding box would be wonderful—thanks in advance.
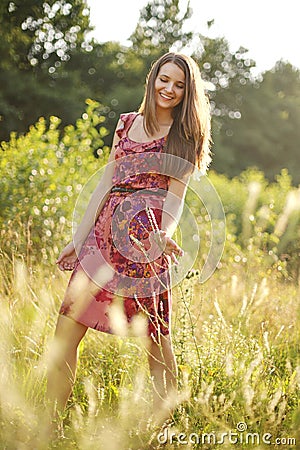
[160,92,173,100]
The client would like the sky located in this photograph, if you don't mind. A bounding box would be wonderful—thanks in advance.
[86,0,299,75]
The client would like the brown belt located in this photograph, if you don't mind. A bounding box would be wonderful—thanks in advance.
[111,186,166,196]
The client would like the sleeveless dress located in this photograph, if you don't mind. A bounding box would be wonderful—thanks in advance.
[59,113,172,338]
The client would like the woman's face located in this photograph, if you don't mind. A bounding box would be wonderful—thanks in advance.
[154,62,185,111]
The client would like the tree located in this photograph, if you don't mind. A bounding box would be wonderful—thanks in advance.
[0,0,93,140]
[130,0,193,57]
[212,62,300,183]
[0,0,91,71]
[64,41,148,147]
[194,34,256,113]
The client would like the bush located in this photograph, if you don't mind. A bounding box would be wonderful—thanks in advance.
[208,168,300,280]
[0,99,109,265]
[1,107,299,281]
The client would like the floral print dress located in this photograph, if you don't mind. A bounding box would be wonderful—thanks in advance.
[59,112,172,338]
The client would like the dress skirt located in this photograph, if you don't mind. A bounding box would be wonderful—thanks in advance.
[59,112,172,338]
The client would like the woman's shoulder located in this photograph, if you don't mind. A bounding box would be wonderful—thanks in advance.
[119,111,138,125]
[116,112,138,138]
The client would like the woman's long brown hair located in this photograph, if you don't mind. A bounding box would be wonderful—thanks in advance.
[139,52,212,177]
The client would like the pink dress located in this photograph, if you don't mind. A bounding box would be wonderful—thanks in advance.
[59,113,172,338]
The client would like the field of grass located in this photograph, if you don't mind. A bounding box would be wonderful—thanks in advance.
[1,114,300,447]
[0,241,299,449]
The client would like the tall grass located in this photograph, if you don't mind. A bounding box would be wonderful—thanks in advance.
[0,247,299,449]
[1,160,300,448]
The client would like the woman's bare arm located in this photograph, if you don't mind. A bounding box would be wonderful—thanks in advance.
[56,120,122,270]
[72,119,122,248]
[158,175,189,263]
[161,176,189,237]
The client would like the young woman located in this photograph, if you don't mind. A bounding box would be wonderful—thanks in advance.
[48,52,211,426]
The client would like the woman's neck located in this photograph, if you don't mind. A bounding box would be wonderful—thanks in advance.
[155,108,173,127]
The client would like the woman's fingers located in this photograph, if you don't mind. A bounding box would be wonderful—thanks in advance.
[58,260,76,271]
[165,237,184,256]
[56,253,64,264]
[161,236,183,265]
[56,252,78,271]
[61,263,75,271]
[170,252,179,265]
[55,242,79,270]
[56,248,70,264]
[56,242,77,264]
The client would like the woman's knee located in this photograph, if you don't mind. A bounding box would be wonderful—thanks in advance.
[54,315,87,352]
[148,333,172,361]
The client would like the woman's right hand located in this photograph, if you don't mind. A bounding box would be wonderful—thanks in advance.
[56,241,80,271]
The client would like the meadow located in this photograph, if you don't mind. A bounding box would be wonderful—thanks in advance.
[0,234,299,449]
[0,109,299,449]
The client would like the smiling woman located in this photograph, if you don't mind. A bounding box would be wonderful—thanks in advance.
[139,52,212,177]
[47,51,212,436]
[155,63,186,111]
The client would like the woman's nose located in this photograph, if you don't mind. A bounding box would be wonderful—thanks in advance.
[165,82,174,92]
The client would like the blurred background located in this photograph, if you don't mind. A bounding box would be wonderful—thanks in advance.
[1,0,300,276]
[1,0,300,182]
[0,4,300,447]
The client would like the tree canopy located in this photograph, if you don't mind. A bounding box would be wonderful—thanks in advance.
[1,0,299,183]
[0,0,91,70]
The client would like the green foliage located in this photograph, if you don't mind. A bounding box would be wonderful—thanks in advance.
[182,167,300,281]
[195,36,256,92]
[65,42,147,146]
[0,245,298,448]
[0,99,108,264]
[173,272,300,446]
[208,168,300,279]
[1,101,299,279]
[213,62,300,184]
[0,105,299,450]
[1,3,299,447]
[0,0,93,140]
[0,63,93,140]
[2,0,299,186]
[0,0,92,71]
[130,0,193,56]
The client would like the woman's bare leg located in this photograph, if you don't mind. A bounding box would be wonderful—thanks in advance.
[46,315,88,429]
[147,334,178,422]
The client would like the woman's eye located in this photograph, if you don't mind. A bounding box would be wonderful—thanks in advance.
[160,78,167,82]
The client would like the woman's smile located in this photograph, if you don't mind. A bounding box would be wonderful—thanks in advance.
[155,62,185,110]
[159,92,174,100]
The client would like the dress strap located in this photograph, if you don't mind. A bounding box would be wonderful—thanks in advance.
[116,112,138,139]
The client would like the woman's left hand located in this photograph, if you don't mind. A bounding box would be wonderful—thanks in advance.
[152,230,184,264]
